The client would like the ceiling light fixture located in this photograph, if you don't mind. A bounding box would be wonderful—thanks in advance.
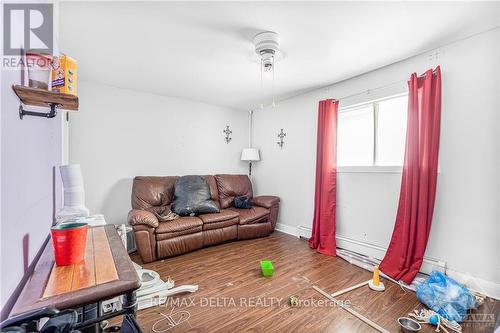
[254,31,279,109]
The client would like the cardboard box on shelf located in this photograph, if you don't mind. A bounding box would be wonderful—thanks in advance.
[51,55,78,95]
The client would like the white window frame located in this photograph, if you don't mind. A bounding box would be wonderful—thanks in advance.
[337,93,407,174]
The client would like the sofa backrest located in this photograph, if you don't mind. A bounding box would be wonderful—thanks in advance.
[201,175,220,209]
[132,175,223,210]
[132,176,179,210]
[215,174,253,209]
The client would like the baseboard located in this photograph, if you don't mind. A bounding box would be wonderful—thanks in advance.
[287,223,500,300]
[445,269,500,300]
[334,234,446,275]
[296,224,312,239]
[275,223,299,237]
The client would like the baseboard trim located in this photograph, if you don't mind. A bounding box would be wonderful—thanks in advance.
[275,223,299,237]
[283,223,500,300]
[445,269,500,300]
[334,235,446,275]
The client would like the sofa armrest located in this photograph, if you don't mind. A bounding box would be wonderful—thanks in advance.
[128,209,159,228]
[252,195,280,209]
[132,224,157,263]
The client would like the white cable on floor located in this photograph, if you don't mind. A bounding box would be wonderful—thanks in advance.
[152,308,192,332]
[409,309,462,333]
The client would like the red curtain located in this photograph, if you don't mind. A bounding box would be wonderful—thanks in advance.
[380,66,442,284]
[309,99,339,256]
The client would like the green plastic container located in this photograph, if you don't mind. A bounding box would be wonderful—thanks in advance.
[260,260,274,277]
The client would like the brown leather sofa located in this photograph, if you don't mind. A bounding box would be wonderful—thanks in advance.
[128,174,280,263]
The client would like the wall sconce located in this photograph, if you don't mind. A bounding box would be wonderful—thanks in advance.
[277,129,286,149]
[223,125,232,144]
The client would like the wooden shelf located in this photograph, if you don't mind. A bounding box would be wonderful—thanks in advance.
[13,85,79,111]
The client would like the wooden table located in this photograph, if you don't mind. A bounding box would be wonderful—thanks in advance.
[11,225,140,328]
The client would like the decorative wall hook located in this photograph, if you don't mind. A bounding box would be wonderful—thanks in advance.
[277,128,286,149]
[223,125,232,144]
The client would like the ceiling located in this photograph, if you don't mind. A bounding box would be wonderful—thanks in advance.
[59,1,499,110]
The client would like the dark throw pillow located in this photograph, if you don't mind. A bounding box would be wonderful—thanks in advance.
[171,175,220,216]
[233,196,252,209]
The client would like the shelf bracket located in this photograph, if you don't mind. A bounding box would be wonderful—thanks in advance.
[19,103,59,120]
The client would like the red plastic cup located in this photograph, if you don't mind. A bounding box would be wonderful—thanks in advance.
[51,222,89,266]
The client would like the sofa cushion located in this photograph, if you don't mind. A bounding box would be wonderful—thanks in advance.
[155,216,203,234]
[202,175,220,209]
[156,227,203,240]
[202,217,239,231]
[215,174,253,209]
[199,209,239,224]
[132,176,179,209]
[229,206,269,225]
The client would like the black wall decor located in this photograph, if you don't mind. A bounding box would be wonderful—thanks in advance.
[277,129,286,149]
[223,125,232,144]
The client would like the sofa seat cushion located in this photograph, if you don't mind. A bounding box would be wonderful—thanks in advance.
[229,206,269,225]
[155,216,203,234]
[202,218,239,231]
[199,209,239,224]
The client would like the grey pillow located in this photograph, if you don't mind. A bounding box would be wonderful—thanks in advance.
[171,176,219,216]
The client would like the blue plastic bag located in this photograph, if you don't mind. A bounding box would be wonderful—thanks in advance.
[416,271,476,322]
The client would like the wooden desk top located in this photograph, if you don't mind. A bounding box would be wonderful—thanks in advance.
[11,225,140,316]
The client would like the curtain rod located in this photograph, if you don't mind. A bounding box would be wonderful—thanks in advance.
[330,78,405,103]
[330,69,437,103]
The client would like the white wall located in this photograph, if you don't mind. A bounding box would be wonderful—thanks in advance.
[252,29,499,295]
[0,71,64,313]
[69,81,248,225]
[0,2,64,313]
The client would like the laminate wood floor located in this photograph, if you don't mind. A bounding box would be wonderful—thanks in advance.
[131,231,499,333]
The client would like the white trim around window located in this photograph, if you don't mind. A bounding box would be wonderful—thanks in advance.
[337,166,403,173]
[337,166,441,174]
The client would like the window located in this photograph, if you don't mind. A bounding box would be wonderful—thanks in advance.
[337,94,407,168]
[337,105,374,166]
